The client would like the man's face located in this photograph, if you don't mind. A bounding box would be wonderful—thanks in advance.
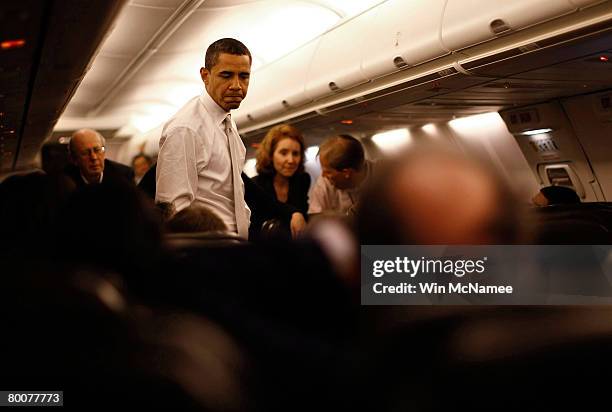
[71,131,105,182]
[132,156,151,179]
[201,53,251,111]
[320,155,353,190]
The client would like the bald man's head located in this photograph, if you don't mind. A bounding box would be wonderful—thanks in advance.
[358,144,520,245]
[69,129,106,183]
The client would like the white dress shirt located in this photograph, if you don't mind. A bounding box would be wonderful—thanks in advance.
[155,91,251,234]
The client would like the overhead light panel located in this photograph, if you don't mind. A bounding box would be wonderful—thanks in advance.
[371,128,411,154]
[421,123,437,134]
[519,128,553,136]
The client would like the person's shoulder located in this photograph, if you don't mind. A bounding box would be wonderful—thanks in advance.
[162,96,204,133]
[251,173,274,192]
[105,158,130,170]
[252,173,271,184]
[310,174,334,198]
[299,172,311,184]
[105,159,134,181]
[61,164,81,185]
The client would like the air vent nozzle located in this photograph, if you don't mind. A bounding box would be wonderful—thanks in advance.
[490,18,511,35]
[393,56,408,69]
[328,82,340,91]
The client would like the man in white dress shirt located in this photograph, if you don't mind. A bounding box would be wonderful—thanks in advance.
[309,134,371,216]
[156,38,253,238]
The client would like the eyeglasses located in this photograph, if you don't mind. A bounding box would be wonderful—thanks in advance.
[78,146,105,157]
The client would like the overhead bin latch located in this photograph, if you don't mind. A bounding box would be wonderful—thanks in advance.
[393,56,409,69]
[328,82,340,92]
[489,19,512,35]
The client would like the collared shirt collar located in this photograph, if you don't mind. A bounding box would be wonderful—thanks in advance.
[81,171,103,185]
[199,90,229,127]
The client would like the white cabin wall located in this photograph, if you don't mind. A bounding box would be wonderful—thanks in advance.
[445,112,541,201]
[500,102,605,202]
[363,113,539,202]
[113,124,163,166]
[104,139,131,166]
[562,91,612,201]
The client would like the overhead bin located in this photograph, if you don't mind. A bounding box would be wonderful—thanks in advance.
[441,0,579,51]
[235,39,319,126]
[569,0,607,7]
[360,0,448,80]
[304,8,376,100]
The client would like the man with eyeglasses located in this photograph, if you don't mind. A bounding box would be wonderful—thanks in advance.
[64,128,134,188]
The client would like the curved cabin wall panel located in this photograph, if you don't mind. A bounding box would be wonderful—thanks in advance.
[360,0,448,80]
[266,40,320,110]
[441,0,577,51]
[303,9,377,101]
[569,0,607,7]
[234,39,319,126]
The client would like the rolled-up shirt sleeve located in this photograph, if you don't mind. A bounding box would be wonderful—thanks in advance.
[155,127,201,214]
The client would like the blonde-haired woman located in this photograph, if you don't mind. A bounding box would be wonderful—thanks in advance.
[253,124,310,215]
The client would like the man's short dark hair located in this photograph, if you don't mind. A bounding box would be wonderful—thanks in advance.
[205,38,252,69]
[166,205,227,233]
[318,134,365,171]
[132,153,152,166]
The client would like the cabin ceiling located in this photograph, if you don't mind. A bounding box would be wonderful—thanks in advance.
[58,0,385,133]
[3,0,611,173]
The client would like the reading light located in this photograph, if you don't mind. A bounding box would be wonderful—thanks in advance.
[519,128,553,136]
[1,39,26,50]
[421,123,436,134]
[371,128,411,154]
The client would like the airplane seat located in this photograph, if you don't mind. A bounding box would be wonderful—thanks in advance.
[0,263,245,411]
[531,203,612,244]
[536,218,610,244]
[258,218,291,241]
[159,237,356,412]
[165,230,246,250]
[353,307,612,411]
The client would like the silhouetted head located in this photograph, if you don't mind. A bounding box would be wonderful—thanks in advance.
[533,185,580,206]
[358,143,520,244]
[58,179,163,277]
[166,205,227,233]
